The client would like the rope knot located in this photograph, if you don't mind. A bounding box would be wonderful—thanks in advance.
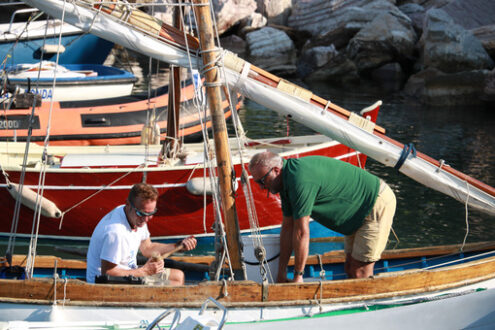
[394,143,416,170]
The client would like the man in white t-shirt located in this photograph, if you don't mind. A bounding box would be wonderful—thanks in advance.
[86,183,197,285]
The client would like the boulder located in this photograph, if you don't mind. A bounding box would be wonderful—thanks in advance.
[302,24,360,52]
[370,62,406,89]
[220,34,247,58]
[420,9,494,73]
[212,0,257,35]
[245,27,297,75]
[298,45,359,84]
[287,0,396,38]
[403,67,491,105]
[471,25,495,60]
[440,0,495,30]
[398,3,426,34]
[346,10,417,72]
[256,0,292,26]
[237,12,267,37]
[482,68,495,103]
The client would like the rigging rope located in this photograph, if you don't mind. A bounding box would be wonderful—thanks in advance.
[26,0,69,278]
[6,9,53,264]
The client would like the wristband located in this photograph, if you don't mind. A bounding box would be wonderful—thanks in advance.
[294,270,304,276]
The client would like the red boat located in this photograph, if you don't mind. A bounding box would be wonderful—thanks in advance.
[0,80,236,146]
[0,102,380,242]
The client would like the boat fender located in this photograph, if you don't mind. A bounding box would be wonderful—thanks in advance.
[7,183,62,218]
[186,177,238,196]
[39,44,66,54]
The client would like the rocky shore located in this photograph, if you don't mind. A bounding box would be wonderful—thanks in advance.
[151,0,495,106]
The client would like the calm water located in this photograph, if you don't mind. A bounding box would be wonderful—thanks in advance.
[2,53,494,258]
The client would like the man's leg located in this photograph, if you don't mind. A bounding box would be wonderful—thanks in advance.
[348,181,396,278]
[346,254,375,278]
[168,269,185,285]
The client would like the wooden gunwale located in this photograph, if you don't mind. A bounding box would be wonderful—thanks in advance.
[3,241,495,269]
[1,251,495,308]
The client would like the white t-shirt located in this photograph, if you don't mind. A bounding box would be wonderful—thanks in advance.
[86,205,150,283]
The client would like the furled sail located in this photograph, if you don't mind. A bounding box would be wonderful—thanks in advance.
[23,0,495,216]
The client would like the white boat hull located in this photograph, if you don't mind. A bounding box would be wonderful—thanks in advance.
[12,82,135,102]
[1,278,494,329]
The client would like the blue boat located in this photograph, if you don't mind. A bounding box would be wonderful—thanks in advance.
[3,62,137,101]
[0,6,113,65]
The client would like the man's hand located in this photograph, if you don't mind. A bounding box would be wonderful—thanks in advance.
[142,258,164,276]
[180,236,197,251]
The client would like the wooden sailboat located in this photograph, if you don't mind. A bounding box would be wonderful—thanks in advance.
[1,0,494,328]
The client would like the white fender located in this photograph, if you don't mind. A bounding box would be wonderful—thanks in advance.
[186,177,238,196]
[7,183,62,218]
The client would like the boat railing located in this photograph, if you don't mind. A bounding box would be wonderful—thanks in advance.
[6,7,41,34]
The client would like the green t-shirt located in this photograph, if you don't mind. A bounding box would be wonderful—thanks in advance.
[280,156,379,235]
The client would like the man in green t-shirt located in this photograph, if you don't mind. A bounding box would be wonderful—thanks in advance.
[248,151,396,282]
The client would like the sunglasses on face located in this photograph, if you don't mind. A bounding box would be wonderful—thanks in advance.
[255,167,274,186]
[128,200,157,217]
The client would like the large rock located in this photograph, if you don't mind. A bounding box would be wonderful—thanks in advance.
[287,0,396,38]
[398,3,426,34]
[440,0,495,30]
[237,12,267,37]
[245,27,297,75]
[256,0,292,26]
[471,25,495,60]
[482,68,495,103]
[347,10,417,72]
[298,45,359,83]
[220,34,247,58]
[212,0,257,34]
[420,9,494,73]
[403,67,491,105]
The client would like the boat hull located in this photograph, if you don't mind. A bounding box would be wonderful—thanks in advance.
[1,280,494,329]
[1,244,495,327]
[0,82,235,146]
[5,64,137,102]
[0,20,113,65]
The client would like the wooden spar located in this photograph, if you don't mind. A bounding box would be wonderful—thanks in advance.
[164,0,183,158]
[192,0,245,278]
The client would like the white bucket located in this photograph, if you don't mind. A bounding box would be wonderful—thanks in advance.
[241,234,280,283]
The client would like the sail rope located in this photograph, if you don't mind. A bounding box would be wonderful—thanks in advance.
[5,10,53,264]
[461,180,471,251]
[26,0,69,278]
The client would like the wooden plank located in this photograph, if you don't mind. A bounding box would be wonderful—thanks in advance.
[1,256,495,307]
[3,241,494,270]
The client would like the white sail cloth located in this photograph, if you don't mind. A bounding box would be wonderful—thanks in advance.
[23,0,495,216]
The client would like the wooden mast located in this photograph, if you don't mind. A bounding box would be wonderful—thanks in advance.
[164,0,183,158]
[192,0,245,279]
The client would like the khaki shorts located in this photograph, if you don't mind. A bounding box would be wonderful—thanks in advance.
[143,268,171,285]
[344,180,396,263]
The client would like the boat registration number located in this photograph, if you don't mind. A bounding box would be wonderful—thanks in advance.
[0,116,40,130]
